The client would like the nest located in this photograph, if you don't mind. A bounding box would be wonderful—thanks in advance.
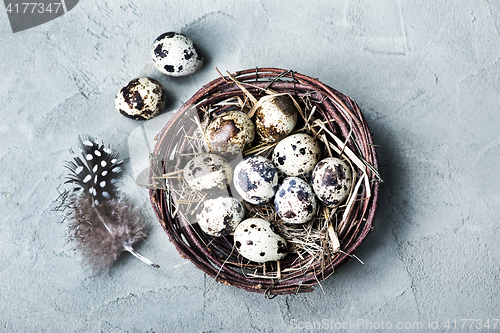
[149,68,380,296]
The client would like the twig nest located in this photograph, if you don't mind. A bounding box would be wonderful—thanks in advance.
[272,133,321,176]
[204,111,255,157]
[275,177,317,224]
[115,77,166,120]
[183,154,232,191]
[255,96,298,142]
[311,157,352,207]
[150,68,381,295]
[233,156,278,205]
[151,32,203,76]
[197,196,245,237]
[234,218,288,263]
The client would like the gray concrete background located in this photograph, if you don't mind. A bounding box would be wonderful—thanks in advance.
[1,0,499,332]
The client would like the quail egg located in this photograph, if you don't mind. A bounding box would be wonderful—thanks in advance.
[151,32,203,76]
[272,133,321,176]
[233,156,278,205]
[204,111,255,157]
[254,95,298,142]
[183,154,232,191]
[234,218,288,263]
[275,177,317,224]
[311,157,352,207]
[115,77,166,120]
[197,196,245,237]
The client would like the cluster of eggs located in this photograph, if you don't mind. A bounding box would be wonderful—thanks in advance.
[182,95,354,263]
[110,31,355,265]
[115,32,203,120]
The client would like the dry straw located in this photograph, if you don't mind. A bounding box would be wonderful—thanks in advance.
[149,68,380,296]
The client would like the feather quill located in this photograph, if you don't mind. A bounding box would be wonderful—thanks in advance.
[62,136,159,271]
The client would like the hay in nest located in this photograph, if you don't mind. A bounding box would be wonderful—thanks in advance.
[149,68,381,296]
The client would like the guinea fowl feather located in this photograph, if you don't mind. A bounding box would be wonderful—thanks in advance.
[63,136,159,271]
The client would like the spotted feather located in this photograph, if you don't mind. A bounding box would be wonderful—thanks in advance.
[64,136,123,206]
[60,136,159,271]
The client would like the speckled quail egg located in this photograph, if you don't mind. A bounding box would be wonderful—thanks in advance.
[204,111,255,157]
[115,77,166,120]
[197,196,244,237]
[234,218,288,263]
[233,156,278,205]
[183,154,232,191]
[272,133,321,176]
[311,157,352,207]
[151,32,203,76]
[275,177,317,224]
[254,96,298,142]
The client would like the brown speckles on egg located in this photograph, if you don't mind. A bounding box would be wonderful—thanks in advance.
[274,177,317,224]
[272,133,321,176]
[321,166,339,187]
[335,163,347,180]
[233,218,288,263]
[311,157,352,208]
[277,241,287,254]
[197,196,244,237]
[115,77,165,120]
[210,118,241,144]
[204,111,255,157]
[183,154,232,191]
[315,160,326,170]
[255,96,298,142]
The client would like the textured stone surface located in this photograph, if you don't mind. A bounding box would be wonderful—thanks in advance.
[1,0,499,331]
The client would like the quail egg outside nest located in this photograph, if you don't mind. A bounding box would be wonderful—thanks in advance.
[115,77,166,120]
[151,32,203,76]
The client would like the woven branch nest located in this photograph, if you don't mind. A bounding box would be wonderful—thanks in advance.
[149,68,380,296]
